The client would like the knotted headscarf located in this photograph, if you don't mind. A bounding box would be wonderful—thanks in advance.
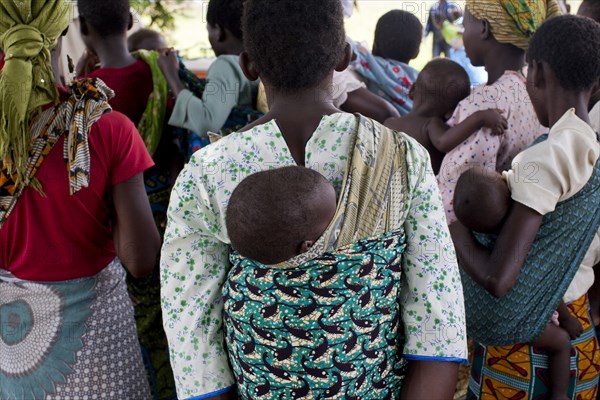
[466,0,562,50]
[0,0,70,187]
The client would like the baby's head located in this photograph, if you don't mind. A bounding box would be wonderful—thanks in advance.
[454,167,511,233]
[373,10,423,64]
[526,15,600,127]
[242,0,347,93]
[412,58,471,119]
[127,28,168,52]
[226,167,337,265]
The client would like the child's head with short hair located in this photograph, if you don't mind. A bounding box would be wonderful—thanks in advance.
[526,15,600,126]
[373,10,423,64]
[226,166,337,265]
[206,0,246,56]
[127,28,167,52]
[454,167,511,233]
[242,0,346,91]
[78,0,132,49]
[412,58,471,119]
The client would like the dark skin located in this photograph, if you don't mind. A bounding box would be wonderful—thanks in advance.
[238,43,460,400]
[450,60,594,297]
[386,79,506,175]
[589,262,600,327]
[577,4,600,108]
[451,61,593,399]
[78,14,136,71]
[158,23,244,98]
[340,87,400,123]
[462,8,525,85]
[50,32,160,278]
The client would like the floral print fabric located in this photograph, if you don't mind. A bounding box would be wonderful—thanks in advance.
[160,113,468,399]
[437,70,546,224]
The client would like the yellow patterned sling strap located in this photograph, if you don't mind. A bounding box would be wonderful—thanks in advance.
[466,0,562,50]
[271,115,410,271]
[0,78,113,229]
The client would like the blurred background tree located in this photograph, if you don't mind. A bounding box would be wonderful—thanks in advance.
[131,0,190,31]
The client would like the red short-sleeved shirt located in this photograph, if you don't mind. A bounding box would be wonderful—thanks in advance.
[0,52,5,71]
[0,111,154,281]
[83,60,154,126]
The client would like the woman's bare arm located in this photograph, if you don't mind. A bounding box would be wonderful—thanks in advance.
[449,202,543,297]
[112,173,161,278]
[401,360,459,399]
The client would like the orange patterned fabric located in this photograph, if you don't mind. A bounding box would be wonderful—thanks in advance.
[468,295,600,399]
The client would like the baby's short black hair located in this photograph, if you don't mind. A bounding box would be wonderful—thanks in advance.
[226,166,334,265]
[243,0,346,91]
[528,15,600,91]
[373,10,423,63]
[206,0,245,41]
[417,58,471,114]
[454,167,511,233]
[578,0,600,23]
[78,0,131,37]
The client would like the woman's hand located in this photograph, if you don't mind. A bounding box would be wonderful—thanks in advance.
[75,48,100,77]
[158,48,186,97]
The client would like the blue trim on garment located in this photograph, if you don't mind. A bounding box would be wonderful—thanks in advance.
[403,354,469,365]
[185,386,235,400]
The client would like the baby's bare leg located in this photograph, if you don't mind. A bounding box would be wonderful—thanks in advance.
[531,323,572,400]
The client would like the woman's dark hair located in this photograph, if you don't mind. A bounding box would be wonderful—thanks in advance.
[242,0,346,91]
[78,0,131,37]
[527,15,600,91]
[374,10,424,63]
[206,0,246,40]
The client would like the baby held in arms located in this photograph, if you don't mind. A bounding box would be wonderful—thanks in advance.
[385,59,507,175]
[454,167,583,399]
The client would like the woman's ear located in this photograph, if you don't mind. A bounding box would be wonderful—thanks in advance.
[240,51,259,81]
[531,60,546,89]
[128,13,134,31]
[408,84,416,101]
[335,42,352,72]
[481,19,492,40]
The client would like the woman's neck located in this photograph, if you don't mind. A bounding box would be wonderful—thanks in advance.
[266,85,341,166]
[485,44,525,85]
[94,38,136,69]
[547,90,591,127]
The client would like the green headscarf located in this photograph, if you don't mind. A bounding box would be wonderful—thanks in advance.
[0,0,71,187]
[466,0,562,51]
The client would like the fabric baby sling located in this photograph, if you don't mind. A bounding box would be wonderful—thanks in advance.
[223,116,412,399]
[461,133,600,346]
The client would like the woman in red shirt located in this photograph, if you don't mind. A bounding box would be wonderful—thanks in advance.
[0,1,160,398]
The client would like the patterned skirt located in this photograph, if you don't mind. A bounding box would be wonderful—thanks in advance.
[467,295,600,399]
[0,260,151,399]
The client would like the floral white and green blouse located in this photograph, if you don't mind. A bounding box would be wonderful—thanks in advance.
[160,113,468,399]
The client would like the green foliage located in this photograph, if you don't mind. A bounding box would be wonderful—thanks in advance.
[131,0,191,31]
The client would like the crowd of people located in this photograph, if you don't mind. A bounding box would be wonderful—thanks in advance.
[1,0,600,399]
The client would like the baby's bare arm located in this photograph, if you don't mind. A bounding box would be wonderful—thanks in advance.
[429,109,507,153]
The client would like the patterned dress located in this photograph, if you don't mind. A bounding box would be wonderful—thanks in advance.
[437,70,546,224]
[160,113,468,399]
